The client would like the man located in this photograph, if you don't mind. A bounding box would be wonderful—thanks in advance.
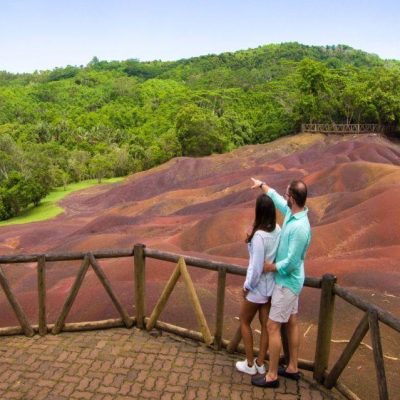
[250,178,311,388]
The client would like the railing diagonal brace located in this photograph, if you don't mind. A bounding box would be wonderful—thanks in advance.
[88,254,133,328]
[324,313,369,389]
[0,266,34,337]
[52,255,90,334]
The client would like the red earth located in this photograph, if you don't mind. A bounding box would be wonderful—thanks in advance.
[0,133,399,380]
[1,133,399,322]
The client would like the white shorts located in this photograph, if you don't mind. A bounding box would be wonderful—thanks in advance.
[246,291,270,304]
[269,285,299,323]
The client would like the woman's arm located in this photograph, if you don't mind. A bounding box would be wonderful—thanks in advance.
[244,233,265,291]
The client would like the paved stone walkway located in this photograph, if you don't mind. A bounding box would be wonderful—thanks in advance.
[0,327,342,400]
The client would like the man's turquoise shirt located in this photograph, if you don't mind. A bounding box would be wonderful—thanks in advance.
[267,188,311,295]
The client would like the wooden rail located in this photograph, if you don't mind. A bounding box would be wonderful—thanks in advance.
[0,246,398,400]
[301,123,385,134]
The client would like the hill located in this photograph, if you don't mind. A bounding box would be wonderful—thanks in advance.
[1,42,400,222]
[0,132,399,330]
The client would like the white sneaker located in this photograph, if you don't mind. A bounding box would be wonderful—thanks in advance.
[255,360,266,374]
[235,360,257,375]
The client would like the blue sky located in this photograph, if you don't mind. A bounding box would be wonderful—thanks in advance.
[1,0,399,73]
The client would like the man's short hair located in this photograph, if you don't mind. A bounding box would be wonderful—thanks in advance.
[289,180,307,208]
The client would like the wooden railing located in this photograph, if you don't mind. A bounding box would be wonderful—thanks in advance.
[301,123,385,134]
[0,244,399,400]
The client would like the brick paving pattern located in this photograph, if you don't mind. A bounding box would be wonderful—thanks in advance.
[0,327,342,399]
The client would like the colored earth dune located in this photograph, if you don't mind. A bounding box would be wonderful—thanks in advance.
[0,133,399,336]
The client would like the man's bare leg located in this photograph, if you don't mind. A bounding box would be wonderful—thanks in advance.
[286,313,299,373]
[265,318,281,381]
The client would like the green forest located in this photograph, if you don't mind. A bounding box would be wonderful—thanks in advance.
[1,42,399,220]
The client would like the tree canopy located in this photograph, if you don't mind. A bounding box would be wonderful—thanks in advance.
[0,42,399,220]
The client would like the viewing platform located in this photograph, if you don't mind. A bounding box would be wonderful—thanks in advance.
[0,327,340,400]
[301,123,386,134]
[0,245,398,399]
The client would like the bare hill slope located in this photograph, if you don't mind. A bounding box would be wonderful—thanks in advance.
[0,133,399,328]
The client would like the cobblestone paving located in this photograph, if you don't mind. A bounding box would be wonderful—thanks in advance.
[0,327,341,399]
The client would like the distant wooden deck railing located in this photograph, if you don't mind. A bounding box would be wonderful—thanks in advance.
[0,244,399,400]
[302,123,385,134]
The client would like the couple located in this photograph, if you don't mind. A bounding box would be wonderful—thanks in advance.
[235,178,311,388]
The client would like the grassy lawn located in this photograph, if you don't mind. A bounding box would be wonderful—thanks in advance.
[0,177,125,227]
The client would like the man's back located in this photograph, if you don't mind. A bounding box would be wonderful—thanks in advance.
[267,189,311,295]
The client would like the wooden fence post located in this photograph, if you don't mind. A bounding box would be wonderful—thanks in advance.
[227,326,242,353]
[134,244,146,329]
[37,255,47,336]
[368,310,389,400]
[314,273,337,383]
[214,267,226,350]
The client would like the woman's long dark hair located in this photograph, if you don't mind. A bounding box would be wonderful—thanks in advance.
[246,194,276,243]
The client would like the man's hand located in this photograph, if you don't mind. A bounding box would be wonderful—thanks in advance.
[251,177,262,189]
[251,178,270,192]
[242,287,249,299]
[264,262,276,273]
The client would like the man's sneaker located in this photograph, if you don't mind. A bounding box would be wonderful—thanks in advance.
[235,360,257,375]
[255,360,266,374]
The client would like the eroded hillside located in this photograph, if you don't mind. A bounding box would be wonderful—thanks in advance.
[0,133,399,332]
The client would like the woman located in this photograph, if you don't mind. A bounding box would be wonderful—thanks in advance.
[235,194,281,375]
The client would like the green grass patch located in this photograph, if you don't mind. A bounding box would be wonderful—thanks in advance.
[0,177,125,227]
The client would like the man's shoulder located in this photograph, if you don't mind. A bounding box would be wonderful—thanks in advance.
[289,218,311,235]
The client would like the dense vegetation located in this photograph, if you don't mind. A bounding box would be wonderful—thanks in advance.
[1,42,399,220]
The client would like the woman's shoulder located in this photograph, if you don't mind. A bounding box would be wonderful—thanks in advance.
[254,225,281,239]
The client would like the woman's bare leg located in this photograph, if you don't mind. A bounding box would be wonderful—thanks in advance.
[239,299,260,365]
[256,302,270,367]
